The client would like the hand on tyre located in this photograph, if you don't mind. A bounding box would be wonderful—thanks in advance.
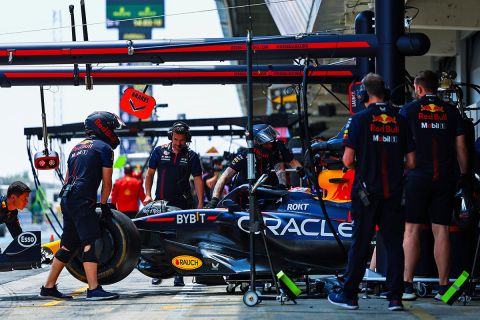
[205,197,219,209]
[100,203,113,219]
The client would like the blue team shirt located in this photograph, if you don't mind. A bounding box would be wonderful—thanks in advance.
[66,138,113,201]
[149,143,202,202]
[343,103,415,198]
[400,94,464,181]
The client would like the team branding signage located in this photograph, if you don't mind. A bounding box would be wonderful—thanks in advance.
[172,255,203,270]
[237,216,352,238]
[120,87,156,120]
[17,232,37,248]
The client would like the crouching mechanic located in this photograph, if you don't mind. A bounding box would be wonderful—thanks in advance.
[40,111,124,301]
[327,73,415,311]
[205,124,297,208]
[0,181,31,238]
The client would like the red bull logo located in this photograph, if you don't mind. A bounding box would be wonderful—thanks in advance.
[420,104,444,113]
[372,114,397,125]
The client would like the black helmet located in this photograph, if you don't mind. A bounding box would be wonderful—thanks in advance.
[252,124,278,145]
[84,111,125,149]
[453,186,480,229]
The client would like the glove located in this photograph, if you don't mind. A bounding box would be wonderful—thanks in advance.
[205,197,219,209]
[100,203,113,219]
[296,166,305,178]
[458,173,474,191]
[277,184,288,190]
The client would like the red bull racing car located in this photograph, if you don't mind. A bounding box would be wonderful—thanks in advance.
[65,142,356,289]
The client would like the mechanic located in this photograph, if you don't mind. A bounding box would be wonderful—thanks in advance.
[143,121,204,287]
[401,70,468,301]
[0,181,31,238]
[202,158,224,202]
[40,111,123,301]
[205,124,301,209]
[328,73,415,311]
[111,163,145,219]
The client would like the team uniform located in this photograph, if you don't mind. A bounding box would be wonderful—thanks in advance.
[400,94,464,225]
[149,143,202,209]
[342,102,414,301]
[0,195,22,238]
[61,138,114,253]
[111,176,145,218]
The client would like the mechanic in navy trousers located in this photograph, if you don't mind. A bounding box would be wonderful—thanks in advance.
[143,121,204,286]
[328,73,415,311]
[40,111,124,301]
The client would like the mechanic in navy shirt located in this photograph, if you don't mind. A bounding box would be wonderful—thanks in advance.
[205,124,294,208]
[143,122,204,210]
[328,73,415,311]
[40,111,124,301]
[401,70,468,300]
[143,122,204,287]
[0,181,31,238]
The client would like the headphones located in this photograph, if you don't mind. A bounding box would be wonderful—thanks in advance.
[357,80,391,104]
[168,121,192,142]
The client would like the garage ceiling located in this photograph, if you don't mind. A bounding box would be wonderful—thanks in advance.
[216,0,480,136]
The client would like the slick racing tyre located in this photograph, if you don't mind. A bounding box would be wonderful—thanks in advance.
[66,209,141,285]
[136,256,176,279]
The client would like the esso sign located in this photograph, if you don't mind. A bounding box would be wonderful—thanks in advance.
[17,232,37,248]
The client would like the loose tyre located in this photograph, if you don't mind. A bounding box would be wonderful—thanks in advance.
[66,209,141,285]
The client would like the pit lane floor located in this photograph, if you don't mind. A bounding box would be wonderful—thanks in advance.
[1,267,479,320]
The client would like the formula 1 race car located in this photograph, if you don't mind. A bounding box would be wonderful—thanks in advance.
[65,149,355,287]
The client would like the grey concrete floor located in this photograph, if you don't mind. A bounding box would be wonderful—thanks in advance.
[0,267,479,319]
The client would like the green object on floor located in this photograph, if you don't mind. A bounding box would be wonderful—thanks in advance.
[442,271,469,305]
[277,270,301,297]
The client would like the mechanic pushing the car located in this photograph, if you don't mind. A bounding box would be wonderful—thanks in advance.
[111,163,145,219]
[205,124,296,209]
[328,73,415,311]
[401,70,468,300]
[0,181,31,238]
[143,121,204,286]
[40,111,124,301]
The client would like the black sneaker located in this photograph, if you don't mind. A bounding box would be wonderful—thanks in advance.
[151,278,162,285]
[39,285,73,300]
[174,275,185,287]
[434,284,449,301]
[402,282,417,301]
[388,299,404,311]
[86,285,119,301]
